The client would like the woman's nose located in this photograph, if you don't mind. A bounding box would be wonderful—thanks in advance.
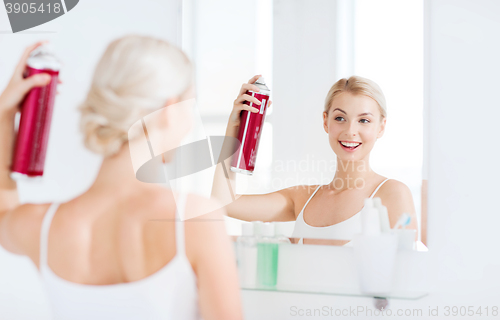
[344,121,358,136]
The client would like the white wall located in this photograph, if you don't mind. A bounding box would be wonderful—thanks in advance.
[354,0,424,235]
[425,0,500,298]
[272,0,338,188]
[0,1,182,318]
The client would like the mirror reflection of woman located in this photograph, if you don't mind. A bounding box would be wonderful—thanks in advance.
[0,38,242,320]
[212,75,418,245]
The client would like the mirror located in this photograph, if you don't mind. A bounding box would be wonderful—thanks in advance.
[182,0,426,251]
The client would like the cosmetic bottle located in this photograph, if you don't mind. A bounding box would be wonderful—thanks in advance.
[354,198,398,295]
[360,198,381,236]
[252,221,264,240]
[274,222,291,244]
[256,222,279,288]
[236,223,257,288]
[372,197,391,233]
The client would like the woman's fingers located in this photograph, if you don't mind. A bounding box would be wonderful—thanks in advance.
[233,101,259,113]
[235,75,261,96]
[243,83,260,93]
[229,75,264,127]
[22,73,51,93]
[237,103,259,113]
[238,83,260,97]
[14,41,48,77]
[235,93,261,105]
[247,74,262,84]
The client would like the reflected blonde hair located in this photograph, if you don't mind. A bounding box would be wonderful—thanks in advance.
[79,35,194,157]
[324,75,387,118]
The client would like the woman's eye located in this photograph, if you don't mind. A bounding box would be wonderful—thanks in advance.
[335,116,345,122]
[359,119,370,123]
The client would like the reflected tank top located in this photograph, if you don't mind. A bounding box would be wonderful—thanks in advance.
[291,178,390,243]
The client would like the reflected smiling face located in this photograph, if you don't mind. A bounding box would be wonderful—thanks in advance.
[323,92,386,162]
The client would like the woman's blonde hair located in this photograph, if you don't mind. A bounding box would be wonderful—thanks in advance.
[79,35,194,157]
[324,75,387,118]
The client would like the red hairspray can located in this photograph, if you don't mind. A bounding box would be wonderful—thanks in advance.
[11,46,60,179]
[230,77,271,175]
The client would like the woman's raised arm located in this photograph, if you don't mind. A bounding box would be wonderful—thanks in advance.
[211,75,296,222]
[0,43,55,257]
[0,42,52,212]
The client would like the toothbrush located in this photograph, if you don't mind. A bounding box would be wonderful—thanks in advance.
[393,213,411,230]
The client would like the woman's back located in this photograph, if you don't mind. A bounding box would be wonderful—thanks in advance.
[40,188,200,320]
[41,186,184,284]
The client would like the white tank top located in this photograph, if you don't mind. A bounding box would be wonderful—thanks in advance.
[39,193,200,320]
[292,178,390,243]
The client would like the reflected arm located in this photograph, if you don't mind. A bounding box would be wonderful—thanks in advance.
[211,121,296,222]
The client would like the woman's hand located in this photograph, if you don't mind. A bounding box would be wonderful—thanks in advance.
[227,74,271,129]
[0,41,52,117]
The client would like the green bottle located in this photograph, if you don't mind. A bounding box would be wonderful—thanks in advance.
[257,222,278,288]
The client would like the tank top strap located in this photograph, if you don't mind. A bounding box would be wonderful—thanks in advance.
[369,178,390,198]
[174,192,188,256]
[300,185,322,213]
[39,202,60,268]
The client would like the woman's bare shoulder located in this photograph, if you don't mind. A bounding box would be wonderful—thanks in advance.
[0,202,51,256]
[4,202,52,230]
[143,186,224,220]
[283,184,322,216]
[377,178,412,197]
[375,178,416,223]
[181,193,229,271]
[289,184,322,200]
[185,193,224,220]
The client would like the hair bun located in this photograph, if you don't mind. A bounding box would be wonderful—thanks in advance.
[78,35,194,157]
[80,99,128,157]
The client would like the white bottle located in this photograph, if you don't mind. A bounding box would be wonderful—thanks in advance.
[236,223,258,288]
[360,198,381,236]
[252,221,264,240]
[274,222,291,244]
[373,197,391,233]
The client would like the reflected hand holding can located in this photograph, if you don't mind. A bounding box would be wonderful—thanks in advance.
[11,45,61,179]
[230,77,271,175]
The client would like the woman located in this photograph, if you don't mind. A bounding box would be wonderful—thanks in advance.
[212,75,418,245]
[0,37,242,319]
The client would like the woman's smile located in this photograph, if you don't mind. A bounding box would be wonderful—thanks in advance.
[339,140,362,152]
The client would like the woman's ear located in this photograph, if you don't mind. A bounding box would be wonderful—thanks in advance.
[323,112,329,133]
[377,117,387,139]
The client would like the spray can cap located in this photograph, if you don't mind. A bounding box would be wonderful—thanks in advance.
[27,44,61,71]
[252,76,270,94]
[261,222,275,237]
[256,77,266,85]
[241,223,254,236]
